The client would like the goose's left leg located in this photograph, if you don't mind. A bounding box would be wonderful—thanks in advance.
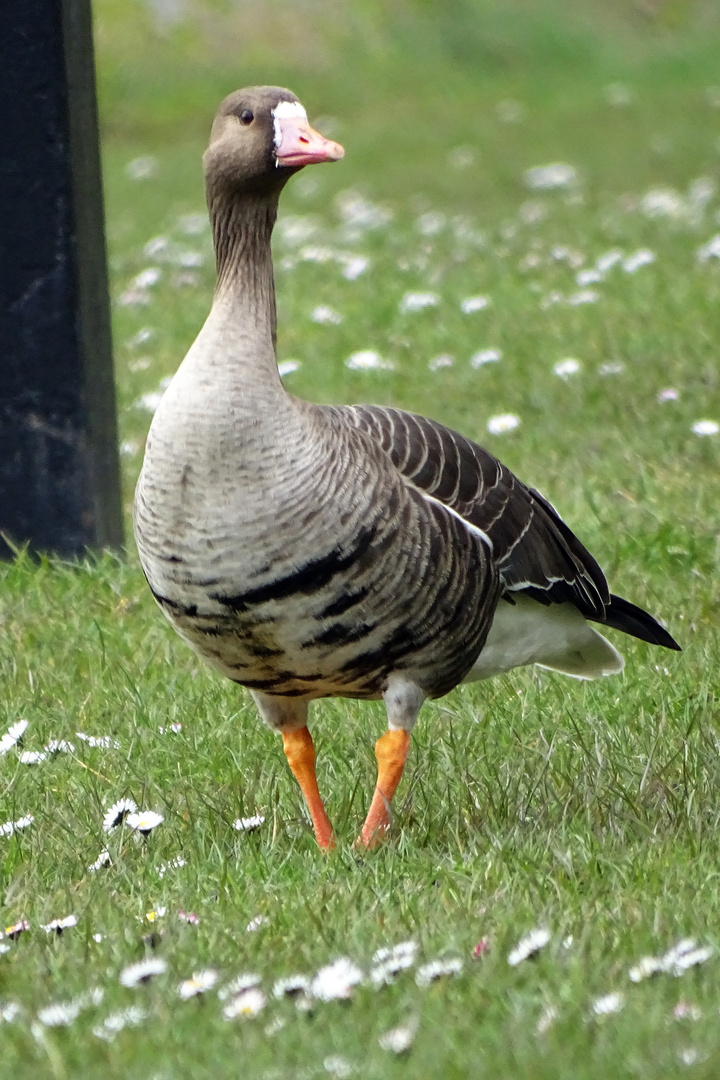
[251,692,335,850]
[358,676,425,849]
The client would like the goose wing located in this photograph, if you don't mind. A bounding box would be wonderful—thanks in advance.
[336,405,679,650]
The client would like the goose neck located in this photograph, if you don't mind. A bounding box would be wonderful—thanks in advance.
[209,192,278,327]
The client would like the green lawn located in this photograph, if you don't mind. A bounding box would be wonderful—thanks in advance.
[1,2,720,1076]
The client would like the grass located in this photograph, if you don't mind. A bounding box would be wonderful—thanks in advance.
[2,1,720,1075]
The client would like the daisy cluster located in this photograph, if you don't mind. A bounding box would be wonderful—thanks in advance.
[0,917,714,1061]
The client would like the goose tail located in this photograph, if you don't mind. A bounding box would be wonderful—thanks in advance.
[594,594,681,651]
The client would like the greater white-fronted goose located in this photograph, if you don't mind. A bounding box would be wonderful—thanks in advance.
[134,87,680,850]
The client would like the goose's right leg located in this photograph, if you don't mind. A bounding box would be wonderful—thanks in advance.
[358,676,425,849]
[251,691,335,850]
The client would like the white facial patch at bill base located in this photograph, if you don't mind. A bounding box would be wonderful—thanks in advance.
[272,100,308,164]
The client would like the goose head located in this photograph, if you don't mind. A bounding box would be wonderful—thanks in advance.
[204,86,344,199]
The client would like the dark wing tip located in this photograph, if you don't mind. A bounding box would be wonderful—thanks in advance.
[602,594,681,652]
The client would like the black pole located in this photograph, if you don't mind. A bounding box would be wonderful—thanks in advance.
[0,0,123,558]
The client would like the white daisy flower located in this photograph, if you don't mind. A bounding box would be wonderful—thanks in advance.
[119,957,167,987]
[117,288,150,308]
[246,914,269,932]
[567,289,599,305]
[623,249,655,273]
[299,244,336,264]
[103,799,138,833]
[370,941,418,986]
[519,199,547,224]
[311,305,343,325]
[696,235,720,262]
[134,391,164,414]
[428,354,454,371]
[678,1048,704,1066]
[175,249,204,268]
[691,419,719,437]
[277,360,301,377]
[399,292,439,314]
[664,940,713,974]
[629,956,665,982]
[0,817,33,838]
[178,212,207,235]
[415,956,463,987]
[78,987,104,1009]
[379,1020,417,1054]
[37,1001,82,1027]
[460,295,490,314]
[524,163,577,190]
[487,413,520,435]
[470,348,502,368]
[311,957,364,1001]
[233,815,265,832]
[126,810,164,835]
[0,943,10,955]
[178,970,219,999]
[507,927,551,966]
[640,188,685,219]
[595,249,624,273]
[223,987,266,1019]
[592,991,625,1016]
[657,387,679,402]
[157,856,186,877]
[92,934,103,943]
[18,751,47,765]
[340,255,370,280]
[143,235,169,258]
[0,1002,21,1023]
[126,156,158,180]
[76,732,120,749]
[132,268,161,290]
[323,1055,354,1078]
[0,720,28,755]
[44,740,75,754]
[272,975,311,999]
[4,920,30,939]
[93,1005,148,1041]
[553,357,581,378]
[336,192,392,230]
[576,268,603,286]
[41,915,77,935]
[346,350,394,372]
[127,327,153,348]
[218,974,262,1001]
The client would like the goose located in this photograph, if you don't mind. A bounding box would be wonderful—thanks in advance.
[134,86,680,850]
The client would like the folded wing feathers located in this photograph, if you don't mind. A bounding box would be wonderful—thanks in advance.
[343,405,610,620]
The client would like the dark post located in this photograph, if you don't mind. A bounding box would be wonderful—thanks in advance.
[0,0,123,558]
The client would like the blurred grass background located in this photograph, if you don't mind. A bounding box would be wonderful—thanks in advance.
[96,0,720,202]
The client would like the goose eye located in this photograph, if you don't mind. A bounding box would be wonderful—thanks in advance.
[239,109,254,125]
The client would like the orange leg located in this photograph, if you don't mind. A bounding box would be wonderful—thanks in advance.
[282,726,335,850]
[358,729,411,849]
